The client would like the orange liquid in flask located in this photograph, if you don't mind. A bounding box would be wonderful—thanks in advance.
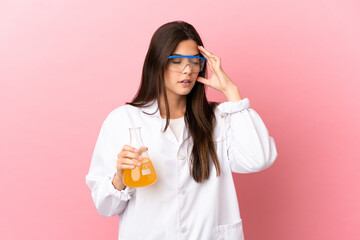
[123,157,157,187]
[122,127,157,188]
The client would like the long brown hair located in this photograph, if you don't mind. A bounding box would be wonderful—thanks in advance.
[126,20,221,183]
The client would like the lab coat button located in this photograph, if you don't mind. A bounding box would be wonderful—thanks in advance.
[181,225,187,233]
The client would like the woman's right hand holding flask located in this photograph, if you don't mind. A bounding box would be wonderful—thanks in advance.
[112,145,148,190]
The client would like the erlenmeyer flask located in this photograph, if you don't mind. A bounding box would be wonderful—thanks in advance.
[122,127,157,187]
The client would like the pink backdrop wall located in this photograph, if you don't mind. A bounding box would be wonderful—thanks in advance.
[1,0,359,239]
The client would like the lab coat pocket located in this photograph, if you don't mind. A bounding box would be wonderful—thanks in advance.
[217,219,244,240]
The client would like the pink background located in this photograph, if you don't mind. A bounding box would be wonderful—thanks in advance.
[1,0,359,239]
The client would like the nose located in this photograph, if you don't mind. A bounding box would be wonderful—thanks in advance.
[182,63,193,73]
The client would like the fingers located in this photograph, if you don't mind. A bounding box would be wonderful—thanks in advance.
[118,145,148,157]
[196,76,209,85]
[116,145,149,172]
[198,45,219,72]
[121,144,139,153]
[123,150,143,161]
[120,158,142,169]
[116,153,141,172]
[138,146,148,153]
[198,45,212,56]
[198,45,221,63]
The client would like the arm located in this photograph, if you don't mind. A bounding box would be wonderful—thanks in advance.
[197,45,277,173]
[217,96,278,173]
[85,112,135,217]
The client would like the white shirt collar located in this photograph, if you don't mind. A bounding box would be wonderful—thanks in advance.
[139,99,189,143]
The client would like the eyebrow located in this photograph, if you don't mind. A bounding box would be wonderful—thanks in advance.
[173,53,200,56]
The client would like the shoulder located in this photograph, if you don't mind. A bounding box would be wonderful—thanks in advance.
[103,104,141,125]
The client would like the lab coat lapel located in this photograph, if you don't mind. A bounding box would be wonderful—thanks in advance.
[162,114,190,146]
[140,100,179,146]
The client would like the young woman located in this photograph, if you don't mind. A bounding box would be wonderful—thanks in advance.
[86,20,277,240]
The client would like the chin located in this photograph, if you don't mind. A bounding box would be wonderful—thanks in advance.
[180,87,195,95]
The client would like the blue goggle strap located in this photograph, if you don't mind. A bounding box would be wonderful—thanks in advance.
[168,55,206,61]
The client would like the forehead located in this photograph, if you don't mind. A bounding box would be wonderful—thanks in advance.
[172,39,199,55]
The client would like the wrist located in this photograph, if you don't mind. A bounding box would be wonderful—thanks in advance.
[112,172,126,191]
[223,85,242,102]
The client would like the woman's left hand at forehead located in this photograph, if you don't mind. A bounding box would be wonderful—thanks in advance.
[196,45,237,93]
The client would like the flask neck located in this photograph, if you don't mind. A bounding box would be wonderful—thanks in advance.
[129,127,145,149]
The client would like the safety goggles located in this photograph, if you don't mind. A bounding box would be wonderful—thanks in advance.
[167,55,206,73]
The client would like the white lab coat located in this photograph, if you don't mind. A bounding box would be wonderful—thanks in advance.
[85,98,277,240]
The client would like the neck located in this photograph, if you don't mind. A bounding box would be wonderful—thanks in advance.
[159,93,186,119]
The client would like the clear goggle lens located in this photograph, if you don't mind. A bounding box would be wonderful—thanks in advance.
[167,55,206,73]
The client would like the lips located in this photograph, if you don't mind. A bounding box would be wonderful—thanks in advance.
[179,79,191,83]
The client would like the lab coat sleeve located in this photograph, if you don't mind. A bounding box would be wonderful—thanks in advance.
[85,113,135,217]
[216,98,278,173]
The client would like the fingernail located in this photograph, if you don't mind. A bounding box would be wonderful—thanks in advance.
[137,162,141,166]
[131,165,135,169]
